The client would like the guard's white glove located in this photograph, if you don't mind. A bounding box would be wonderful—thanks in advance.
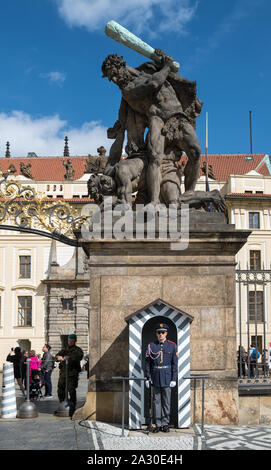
[170,381,176,388]
[145,380,150,389]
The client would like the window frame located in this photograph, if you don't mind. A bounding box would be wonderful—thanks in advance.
[248,291,264,323]
[249,212,260,229]
[61,298,74,313]
[19,255,31,279]
[18,296,32,326]
[249,250,261,270]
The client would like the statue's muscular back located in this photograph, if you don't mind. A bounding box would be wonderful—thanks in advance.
[122,72,182,121]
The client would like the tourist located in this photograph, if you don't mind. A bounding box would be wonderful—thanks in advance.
[6,347,25,396]
[28,350,42,382]
[41,344,54,398]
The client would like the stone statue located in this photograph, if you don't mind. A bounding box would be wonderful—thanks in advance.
[20,162,32,179]
[63,159,75,180]
[87,22,226,215]
[102,49,202,206]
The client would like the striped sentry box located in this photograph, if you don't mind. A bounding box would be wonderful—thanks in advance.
[126,298,193,430]
[1,362,17,418]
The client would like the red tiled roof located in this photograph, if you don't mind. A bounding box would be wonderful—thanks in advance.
[0,156,89,181]
[198,153,268,180]
[0,153,268,182]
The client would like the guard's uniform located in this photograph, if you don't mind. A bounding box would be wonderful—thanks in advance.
[145,329,178,428]
[56,344,83,416]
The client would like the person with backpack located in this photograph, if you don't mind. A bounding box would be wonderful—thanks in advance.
[250,345,260,378]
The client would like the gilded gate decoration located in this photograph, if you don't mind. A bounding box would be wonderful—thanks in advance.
[0,173,86,246]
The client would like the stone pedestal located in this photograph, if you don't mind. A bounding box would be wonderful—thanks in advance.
[79,213,250,425]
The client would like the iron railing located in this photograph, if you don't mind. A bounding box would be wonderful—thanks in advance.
[236,266,271,384]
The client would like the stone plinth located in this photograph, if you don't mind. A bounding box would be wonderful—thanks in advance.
[79,213,250,425]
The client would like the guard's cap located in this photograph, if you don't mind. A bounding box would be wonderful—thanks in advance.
[68,334,77,340]
[155,323,169,331]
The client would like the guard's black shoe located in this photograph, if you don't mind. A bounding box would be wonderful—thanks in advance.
[161,425,170,432]
[153,426,161,433]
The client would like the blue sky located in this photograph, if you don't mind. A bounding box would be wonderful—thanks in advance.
[0,0,270,157]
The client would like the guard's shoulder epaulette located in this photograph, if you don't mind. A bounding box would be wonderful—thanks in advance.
[168,340,176,345]
[148,341,154,345]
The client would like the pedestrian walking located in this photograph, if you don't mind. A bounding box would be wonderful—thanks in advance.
[55,334,84,418]
[41,344,54,398]
[6,347,25,396]
[145,323,178,433]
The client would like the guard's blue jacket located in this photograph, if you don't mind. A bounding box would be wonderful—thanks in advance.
[145,339,178,388]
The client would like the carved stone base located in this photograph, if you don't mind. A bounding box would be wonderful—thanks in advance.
[79,215,250,425]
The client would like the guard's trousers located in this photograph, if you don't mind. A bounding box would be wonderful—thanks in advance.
[153,386,171,427]
[57,374,78,415]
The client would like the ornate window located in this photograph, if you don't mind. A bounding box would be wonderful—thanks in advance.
[18,296,32,326]
[19,256,31,279]
[249,250,261,270]
[61,298,74,312]
[249,291,264,322]
[249,212,260,229]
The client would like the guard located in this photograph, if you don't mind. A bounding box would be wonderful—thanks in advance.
[145,323,178,432]
[55,334,84,418]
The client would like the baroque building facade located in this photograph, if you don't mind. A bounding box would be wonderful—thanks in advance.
[0,152,270,368]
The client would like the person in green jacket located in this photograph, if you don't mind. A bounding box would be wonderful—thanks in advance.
[56,334,84,417]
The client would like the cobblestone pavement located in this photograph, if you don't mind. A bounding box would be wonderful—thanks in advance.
[85,421,199,450]
[1,372,271,450]
[204,424,271,450]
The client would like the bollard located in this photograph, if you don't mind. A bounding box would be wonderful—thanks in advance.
[17,358,38,419]
[1,362,17,419]
[55,358,70,417]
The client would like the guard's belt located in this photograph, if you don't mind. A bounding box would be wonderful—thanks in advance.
[153,365,171,369]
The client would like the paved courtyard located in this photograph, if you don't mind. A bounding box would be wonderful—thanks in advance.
[1,370,271,451]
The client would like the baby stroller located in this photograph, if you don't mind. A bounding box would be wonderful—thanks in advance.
[29,370,44,400]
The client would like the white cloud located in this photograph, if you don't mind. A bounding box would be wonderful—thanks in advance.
[40,71,66,86]
[54,0,198,36]
[0,111,111,157]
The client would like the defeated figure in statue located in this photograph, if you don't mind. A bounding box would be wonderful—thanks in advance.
[87,155,226,214]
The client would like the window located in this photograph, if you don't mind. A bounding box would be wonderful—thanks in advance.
[47,185,50,191]
[249,291,264,322]
[19,256,31,279]
[250,250,261,270]
[245,191,253,194]
[61,298,74,312]
[251,335,262,354]
[249,212,260,229]
[18,296,32,326]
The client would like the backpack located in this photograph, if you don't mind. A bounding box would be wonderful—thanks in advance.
[251,349,260,360]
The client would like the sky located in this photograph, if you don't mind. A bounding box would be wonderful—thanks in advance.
[0,0,270,157]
